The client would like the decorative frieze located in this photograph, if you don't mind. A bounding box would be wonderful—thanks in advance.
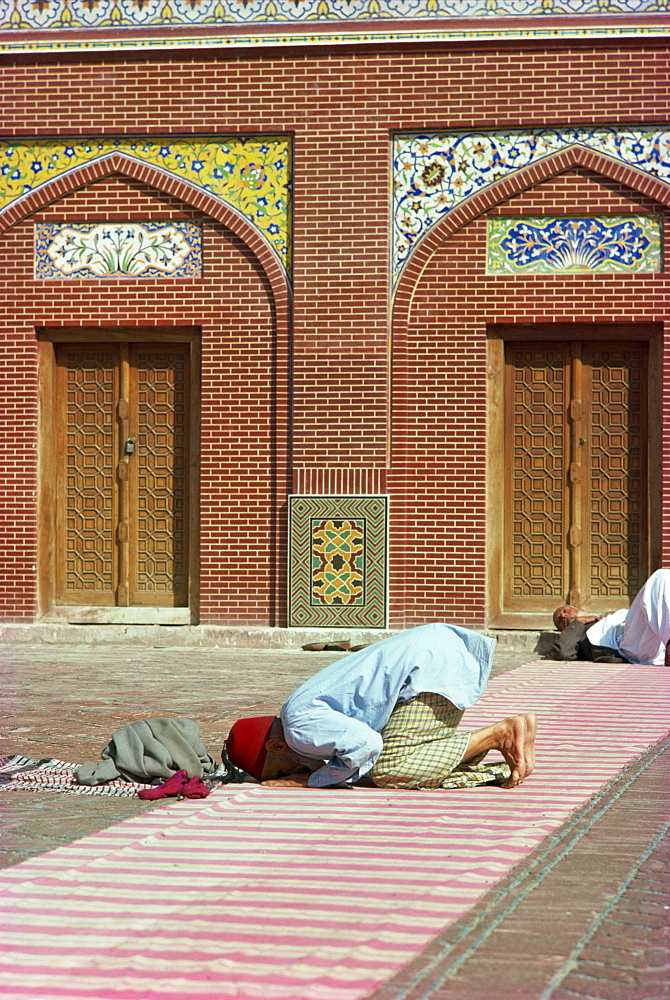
[35,222,202,279]
[1,0,663,30]
[486,215,662,275]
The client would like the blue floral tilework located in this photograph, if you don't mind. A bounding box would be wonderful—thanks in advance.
[393,126,670,288]
[487,216,662,274]
[35,222,202,279]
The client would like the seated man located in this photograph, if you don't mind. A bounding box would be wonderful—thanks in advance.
[550,568,670,665]
[225,622,536,790]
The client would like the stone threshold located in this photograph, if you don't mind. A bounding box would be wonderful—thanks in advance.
[0,621,550,651]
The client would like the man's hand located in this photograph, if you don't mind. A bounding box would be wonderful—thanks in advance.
[262,772,311,787]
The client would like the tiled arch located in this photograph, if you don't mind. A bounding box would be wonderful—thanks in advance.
[390,143,670,490]
[4,149,293,627]
[0,151,292,322]
[392,143,670,331]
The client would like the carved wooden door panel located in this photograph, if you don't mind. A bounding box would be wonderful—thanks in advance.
[55,343,189,607]
[503,341,648,615]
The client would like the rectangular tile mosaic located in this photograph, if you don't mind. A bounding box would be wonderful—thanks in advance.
[288,495,388,628]
[35,222,202,279]
[486,215,662,274]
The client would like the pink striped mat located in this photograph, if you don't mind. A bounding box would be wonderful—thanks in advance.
[1,661,668,1000]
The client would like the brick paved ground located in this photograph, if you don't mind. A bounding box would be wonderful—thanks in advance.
[0,646,325,867]
[1,642,668,999]
[549,819,670,1000]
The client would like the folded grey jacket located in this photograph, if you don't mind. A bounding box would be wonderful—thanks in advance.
[74,717,217,785]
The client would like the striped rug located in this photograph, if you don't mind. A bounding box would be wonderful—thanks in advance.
[0,757,159,797]
[0,757,236,797]
[1,661,668,1000]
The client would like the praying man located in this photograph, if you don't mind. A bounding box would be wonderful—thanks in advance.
[225,623,536,790]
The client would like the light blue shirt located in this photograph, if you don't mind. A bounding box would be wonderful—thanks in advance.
[280,623,495,788]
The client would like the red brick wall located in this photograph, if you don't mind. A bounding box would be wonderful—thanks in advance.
[0,40,667,626]
[0,174,286,624]
[392,168,669,626]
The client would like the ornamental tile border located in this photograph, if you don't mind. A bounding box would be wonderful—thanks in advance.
[288,495,389,629]
[0,137,291,273]
[392,126,670,289]
[35,221,203,279]
[1,26,668,57]
[1,2,668,52]
[1,0,665,31]
[486,215,662,274]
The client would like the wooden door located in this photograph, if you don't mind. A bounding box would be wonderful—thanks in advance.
[54,343,190,607]
[503,340,648,615]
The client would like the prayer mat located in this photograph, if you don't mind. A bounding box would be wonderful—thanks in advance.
[0,661,668,1000]
[0,755,234,797]
[0,755,150,796]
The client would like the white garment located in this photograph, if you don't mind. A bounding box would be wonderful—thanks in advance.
[585,608,627,653]
[587,569,670,665]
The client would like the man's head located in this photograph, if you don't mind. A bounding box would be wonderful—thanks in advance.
[225,715,275,781]
[225,716,322,782]
[552,605,582,631]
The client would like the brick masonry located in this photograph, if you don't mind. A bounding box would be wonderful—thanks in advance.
[392,166,669,624]
[0,41,668,628]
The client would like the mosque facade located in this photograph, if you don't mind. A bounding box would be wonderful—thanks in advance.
[0,1,668,631]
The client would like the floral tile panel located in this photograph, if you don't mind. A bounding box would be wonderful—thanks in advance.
[486,215,662,275]
[35,222,202,279]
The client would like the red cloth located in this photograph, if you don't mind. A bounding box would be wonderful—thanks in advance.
[137,769,188,800]
[226,716,275,781]
[182,776,210,798]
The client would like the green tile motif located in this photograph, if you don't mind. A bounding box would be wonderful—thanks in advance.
[288,495,388,628]
[35,221,202,279]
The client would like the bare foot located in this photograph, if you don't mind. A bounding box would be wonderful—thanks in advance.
[496,713,537,787]
[463,712,537,788]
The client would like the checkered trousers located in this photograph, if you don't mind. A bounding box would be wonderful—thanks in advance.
[368,692,510,789]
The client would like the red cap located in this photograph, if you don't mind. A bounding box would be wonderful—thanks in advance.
[225,716,275,781]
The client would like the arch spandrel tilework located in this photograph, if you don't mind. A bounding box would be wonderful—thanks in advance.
[392,126,670,292]
[0,137,291,276]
